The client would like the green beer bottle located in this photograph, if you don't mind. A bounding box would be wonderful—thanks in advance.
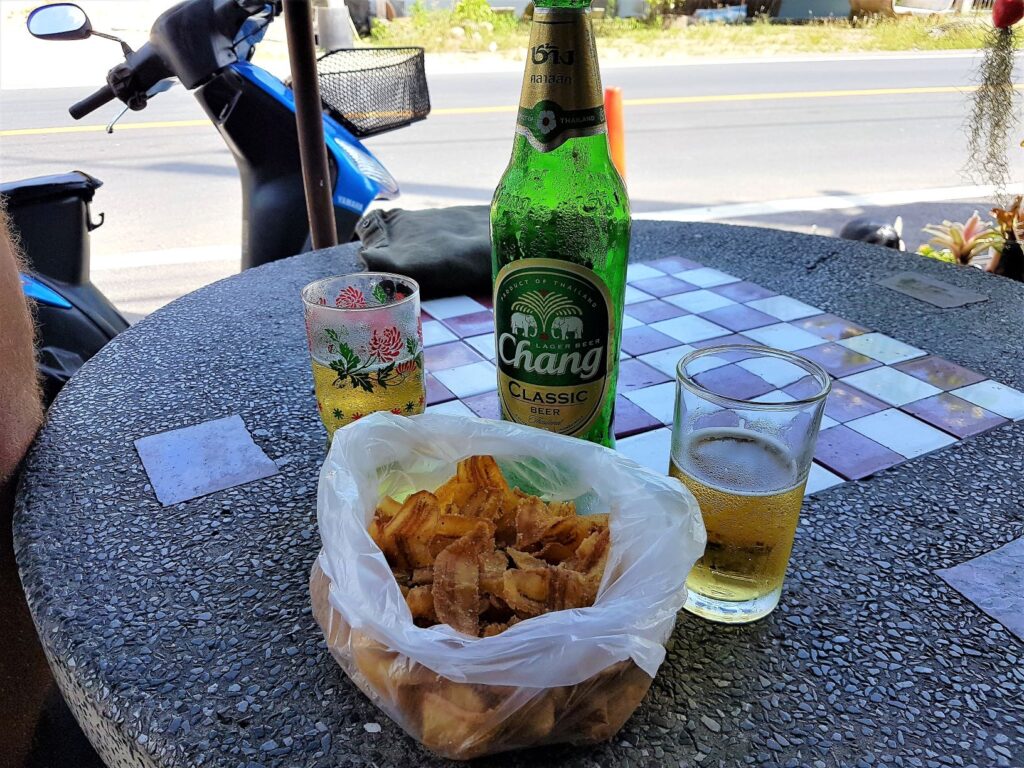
[491,0,630,447]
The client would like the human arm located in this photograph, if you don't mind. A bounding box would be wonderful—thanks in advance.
[0,206,43,486]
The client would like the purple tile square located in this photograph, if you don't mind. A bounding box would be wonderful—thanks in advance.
[793,313,870,341]
[693,364,775,401]
[645,256,703,273]
[814,425,904,481]
[691,334,758,361]
[621,326,682,356]
[787,377,887,423]
[425,341,483,372]
[710,281,776,303]
[462,391,501,420]
[629,275,698,298]
[700,304,777,332]
[893,355,987,391]
[617,358,673,393]
[441,310,494,338]
[799,343,882,378]
[624,300,688,324]
[614,395,664,438]
[902,393,1008,439]
[426,374,456,405]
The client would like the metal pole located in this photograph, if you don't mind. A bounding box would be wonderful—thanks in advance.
[283,0,338,251]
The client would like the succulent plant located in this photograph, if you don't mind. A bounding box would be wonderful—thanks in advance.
[921,212,1002,267]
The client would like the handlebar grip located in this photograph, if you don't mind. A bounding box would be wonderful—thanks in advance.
[69,85,117,120]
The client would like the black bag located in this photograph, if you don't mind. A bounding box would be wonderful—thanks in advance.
[356,206,492,299]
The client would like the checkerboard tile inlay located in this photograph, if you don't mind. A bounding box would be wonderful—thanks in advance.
[419,260,1022,495]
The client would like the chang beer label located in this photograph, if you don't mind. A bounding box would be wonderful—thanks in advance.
[494,258,613,437]
[516,7,605,152]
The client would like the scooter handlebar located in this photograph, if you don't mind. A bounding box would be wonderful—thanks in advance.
[69,84,117,120]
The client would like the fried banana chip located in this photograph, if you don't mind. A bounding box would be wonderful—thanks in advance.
[376,491,442,570]
[434,479,477,511]
[406,585,437,625]
[503,565,597,618]
[432,522,493,636]
[564,527,611,580]
[478,548,509,596]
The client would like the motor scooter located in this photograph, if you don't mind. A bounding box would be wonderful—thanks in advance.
[5,0,429,402]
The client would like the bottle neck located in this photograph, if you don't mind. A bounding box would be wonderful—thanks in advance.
[515,5,605,153]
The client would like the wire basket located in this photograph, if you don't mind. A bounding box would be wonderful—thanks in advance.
[317,47,430,138]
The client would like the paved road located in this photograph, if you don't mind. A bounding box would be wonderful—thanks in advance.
[2,53,1022,316]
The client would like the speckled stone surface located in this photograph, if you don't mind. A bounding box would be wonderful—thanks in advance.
[15,222,1024,768]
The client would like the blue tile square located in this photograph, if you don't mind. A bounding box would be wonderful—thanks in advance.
[846,409,956,459]
[623,381,677,425]
[746,296,821,322]
[433,361,497,399]
[743,323,824,352]
[841,367,942,407]
[616,427,673,473]
[651,315,731,344]
[665,289,736,314]
[674,267,740,288]
[951,380,1024,420]
[838,332,926,365]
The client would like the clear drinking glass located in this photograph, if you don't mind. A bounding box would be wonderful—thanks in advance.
[670,345,830,624]
[302,273,425,442]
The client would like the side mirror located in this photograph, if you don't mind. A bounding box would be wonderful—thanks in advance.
[27,3,92,41]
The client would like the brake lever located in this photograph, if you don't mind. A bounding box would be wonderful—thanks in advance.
[106,80,176,134]
[106,104,130,134]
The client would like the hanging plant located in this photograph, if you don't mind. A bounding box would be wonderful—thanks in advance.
[989,195,1024,279]
[963,0,1023,203]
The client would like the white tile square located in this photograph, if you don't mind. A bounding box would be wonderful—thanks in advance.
[427,400,475,417]
[638,345,694,377]
[805,463,843,496]
[837,333,925,365]
[622,313,643,330]
[751,389,798,404]
[952,380,1024,420]
[738,356,809,388]
[465,333,495,360]
[624,285,654,305]
[820,414,839,431]
[664,289,736,314]
[421,295,487,320]
[651,315,730,344]
[627,263,663,282]
[623,381,677,425]
[841,367,941,407]
[846,409,956,459]
[422,319,457,347]
[746,296,821,322]
[433,361,497,399]
[743,323,824,352]
[675,267,740,288]
[616,428,673,474]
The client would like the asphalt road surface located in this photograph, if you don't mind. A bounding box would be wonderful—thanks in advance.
[2,52,1022,317]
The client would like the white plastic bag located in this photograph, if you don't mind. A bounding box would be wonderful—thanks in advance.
[311,412,705,760]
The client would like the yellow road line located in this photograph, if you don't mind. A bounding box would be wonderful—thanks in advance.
[0,118,209,137]
[4,84,1022,137]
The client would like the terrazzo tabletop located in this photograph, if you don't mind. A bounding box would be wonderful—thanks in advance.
[15,222,1024,768]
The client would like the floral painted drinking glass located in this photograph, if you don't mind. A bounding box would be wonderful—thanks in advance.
[301,273,425,442]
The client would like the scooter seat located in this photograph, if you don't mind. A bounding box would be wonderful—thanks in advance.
[0,171,102,208]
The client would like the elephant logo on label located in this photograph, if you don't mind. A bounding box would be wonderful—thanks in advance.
[510,312,538,337]
[551,315,583,339]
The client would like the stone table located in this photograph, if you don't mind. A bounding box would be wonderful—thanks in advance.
[15,222,1024,768]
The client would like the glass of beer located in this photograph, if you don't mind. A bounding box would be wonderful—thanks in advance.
[671,345,830,624]
[301,273,425,442]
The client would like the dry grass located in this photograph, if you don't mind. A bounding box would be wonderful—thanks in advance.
[371,10,1014,59]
